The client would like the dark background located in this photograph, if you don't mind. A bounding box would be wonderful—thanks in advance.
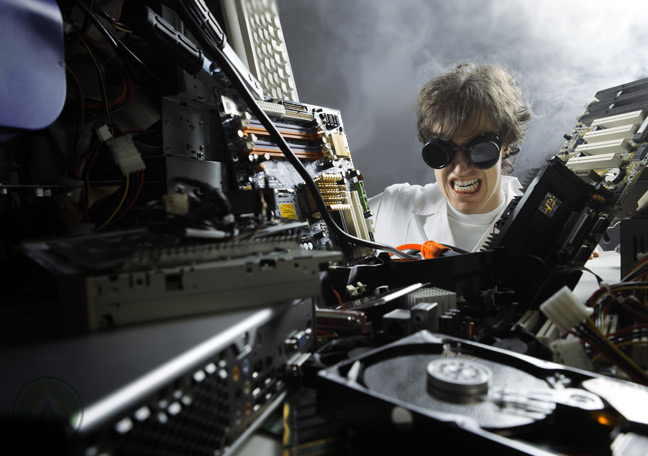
[276,0,648,197]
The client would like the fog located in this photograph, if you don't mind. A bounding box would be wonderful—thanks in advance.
[276,0,648,196]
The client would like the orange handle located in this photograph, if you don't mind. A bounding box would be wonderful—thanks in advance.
[395,240,451,259]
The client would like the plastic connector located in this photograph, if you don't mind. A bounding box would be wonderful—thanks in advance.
[95,125,113,142]
[550,336,593,370]
[106,135,146,175]
[163,193,189,215]
[540,286,593,334]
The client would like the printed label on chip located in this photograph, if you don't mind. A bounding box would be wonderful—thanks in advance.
[539,192,561,218]
[280,203,298,220]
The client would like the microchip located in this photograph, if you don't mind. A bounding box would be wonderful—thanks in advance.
[538,192,562,219]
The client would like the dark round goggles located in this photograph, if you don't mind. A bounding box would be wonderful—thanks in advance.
[422,132,502,170]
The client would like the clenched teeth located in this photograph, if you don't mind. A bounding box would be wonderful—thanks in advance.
[452,178,480,193]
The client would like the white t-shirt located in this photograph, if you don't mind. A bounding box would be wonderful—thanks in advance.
[368,175,522,252]
[446,200,507,252]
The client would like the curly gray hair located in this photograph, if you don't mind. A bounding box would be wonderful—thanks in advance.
[417,62,531,174]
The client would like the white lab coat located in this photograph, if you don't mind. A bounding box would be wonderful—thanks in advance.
[368,175,522,252]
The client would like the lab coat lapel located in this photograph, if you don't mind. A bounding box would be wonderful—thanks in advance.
[421,201,456,247]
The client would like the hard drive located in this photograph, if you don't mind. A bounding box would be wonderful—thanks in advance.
[315,331,648,455]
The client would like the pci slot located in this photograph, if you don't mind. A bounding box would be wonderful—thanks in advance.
[343,190,372,242]
[591,110,645,129]
[575,138,633,155]
[584,124,638,143]
[566,152,623,171]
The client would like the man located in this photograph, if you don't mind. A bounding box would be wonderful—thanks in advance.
[369,62,531,253]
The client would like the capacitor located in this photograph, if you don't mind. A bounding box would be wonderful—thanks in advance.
[604,167,625,184]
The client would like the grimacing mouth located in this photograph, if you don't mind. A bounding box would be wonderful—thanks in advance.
[451,178,481,193]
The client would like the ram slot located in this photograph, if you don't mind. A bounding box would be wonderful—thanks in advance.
[244,140,325,160]
[242,120,322,141]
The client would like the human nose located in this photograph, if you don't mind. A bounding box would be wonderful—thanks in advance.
[450,149,472,171]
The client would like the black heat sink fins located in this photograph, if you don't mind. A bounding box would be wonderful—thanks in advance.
[579,78,648,126]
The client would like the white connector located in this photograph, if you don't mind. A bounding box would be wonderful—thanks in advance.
[95,125,113,142]
[540,286,593,334]
[106,135,146,175]
[550,336,593,370]
[258,100,286,118]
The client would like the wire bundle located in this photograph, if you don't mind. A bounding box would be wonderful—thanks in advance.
[61,1,157,232]
[579,254,648,384]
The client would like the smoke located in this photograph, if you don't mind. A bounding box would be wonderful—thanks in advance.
[277,0,648,196]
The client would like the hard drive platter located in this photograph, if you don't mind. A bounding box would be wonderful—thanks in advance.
[363,353,554,431]
[316,331,648,455]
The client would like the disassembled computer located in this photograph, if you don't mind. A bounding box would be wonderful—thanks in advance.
[2,0,648,455]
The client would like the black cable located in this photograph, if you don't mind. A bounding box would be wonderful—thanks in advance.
[74,0,161,85]
[93,5,132,31]
[623,262,648,282]
[78,32,135,113]
[170,1,417,260]
[526,261,603,311]
[495,251,553,310]
[609,329,648,344]
[559,265,604,287]
[592,293,614,329]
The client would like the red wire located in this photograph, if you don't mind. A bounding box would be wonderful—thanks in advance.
[332,289,347,310]
[607,323,648,338]
[81,34,134,110]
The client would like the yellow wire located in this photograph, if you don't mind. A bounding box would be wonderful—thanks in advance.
[96,174,130,232]
[112,24,132,33]
[585,318,648,383]
[75,28,114,131]
[592,340,648,364]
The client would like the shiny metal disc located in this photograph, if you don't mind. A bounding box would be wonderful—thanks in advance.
[427,358,491,397]
[362,353,554,430]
